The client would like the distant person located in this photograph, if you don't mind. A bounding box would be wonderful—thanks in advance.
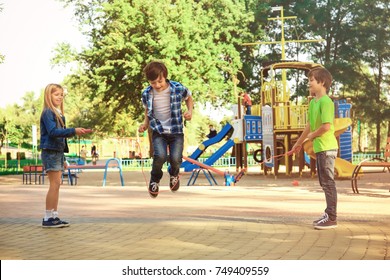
[288,67,338,230]
[91,144,98,164]
[241,92,252,115]
[138,61,193,198]
[242,92,252,115]
[206,124,217,138]
[80,145,87,164]
[39,83,91,228]
[91,144,96,158]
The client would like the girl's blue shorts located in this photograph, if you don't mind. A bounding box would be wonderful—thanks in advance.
[41,149,64,172]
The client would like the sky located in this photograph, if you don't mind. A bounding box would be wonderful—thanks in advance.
[0,0,86,108]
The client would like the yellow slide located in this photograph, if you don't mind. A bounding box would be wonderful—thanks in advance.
[303,118,356,178]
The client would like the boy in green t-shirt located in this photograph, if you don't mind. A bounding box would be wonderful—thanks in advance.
[289,67,338,230]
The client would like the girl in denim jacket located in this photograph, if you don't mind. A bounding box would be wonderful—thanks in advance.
[40,84,91,228]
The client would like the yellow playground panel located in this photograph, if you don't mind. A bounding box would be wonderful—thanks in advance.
[259,61,325,175]
[260,62,323,131]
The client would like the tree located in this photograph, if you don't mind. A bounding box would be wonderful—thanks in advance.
[0,115,7,155]
[348,1,390,152]
[0,3,4,64]
[247,0,389,151]
[56,0,256,135]
[49,0,388,152]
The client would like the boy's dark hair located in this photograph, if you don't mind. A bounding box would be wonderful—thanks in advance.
[143,61,168,81]
[308,67,333,93]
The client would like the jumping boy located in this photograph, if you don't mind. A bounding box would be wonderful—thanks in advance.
[288,67,339,230]
[138,61,193,198]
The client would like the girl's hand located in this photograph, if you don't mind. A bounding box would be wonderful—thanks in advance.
[75,128,92,135]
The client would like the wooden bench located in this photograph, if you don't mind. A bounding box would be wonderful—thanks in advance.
[23,167,79,185]
[23,165,44,184]
[66,158,124,186]
[351,137,390,194]
[37,169,78,185]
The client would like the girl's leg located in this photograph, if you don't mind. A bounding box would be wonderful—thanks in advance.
[46,170,62,211]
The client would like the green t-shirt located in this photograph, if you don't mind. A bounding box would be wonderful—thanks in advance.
[308,95,339,153]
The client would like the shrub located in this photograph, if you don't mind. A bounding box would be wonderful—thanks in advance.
[17,152,26,160]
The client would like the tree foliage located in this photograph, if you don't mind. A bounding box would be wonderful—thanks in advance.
[244,0,389,151]
[0,3,5,64]
[56,0,256,136]
[2,0,389,152]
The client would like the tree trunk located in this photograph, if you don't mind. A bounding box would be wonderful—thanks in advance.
[376,121,381,153]
[388,121,390,137]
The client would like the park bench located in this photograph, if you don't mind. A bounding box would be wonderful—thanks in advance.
[22,165,44,184]
[66,158,124,186]
[22,165,78,185]
[351,137,390,194]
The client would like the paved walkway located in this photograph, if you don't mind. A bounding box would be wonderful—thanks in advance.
[0,168,389,260]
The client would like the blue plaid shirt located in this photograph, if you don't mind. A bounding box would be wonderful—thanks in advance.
[141,80,191,134]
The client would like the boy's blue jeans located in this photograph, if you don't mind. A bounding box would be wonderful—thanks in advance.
[151,131,184,183]
[316,149,338,221]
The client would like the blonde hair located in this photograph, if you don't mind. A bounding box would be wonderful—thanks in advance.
[42,83,65,127]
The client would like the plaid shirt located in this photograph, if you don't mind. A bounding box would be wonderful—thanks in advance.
[141,80,191,134]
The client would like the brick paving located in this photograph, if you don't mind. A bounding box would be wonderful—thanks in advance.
[0,168,389,260]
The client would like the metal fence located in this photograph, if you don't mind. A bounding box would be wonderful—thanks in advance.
[120,156,261,169]
[352,152,385,164]
[120,152,386,169]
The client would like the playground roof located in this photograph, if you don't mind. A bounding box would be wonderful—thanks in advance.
[261,61,323,77]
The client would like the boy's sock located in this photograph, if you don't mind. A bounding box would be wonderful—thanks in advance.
[44,210,53,221]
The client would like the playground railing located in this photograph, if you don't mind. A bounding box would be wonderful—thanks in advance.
[121,158,153,168]
[121,154,386,170]
[120,156,261,170]
[352,152,384,164]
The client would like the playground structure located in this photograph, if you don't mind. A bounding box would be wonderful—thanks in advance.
[181,6,355,179]
[67,136,149,160]
[181,123,236,172]
[255,61,355,177]
[181,62,354,178]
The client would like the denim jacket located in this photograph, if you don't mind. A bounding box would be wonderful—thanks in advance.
[39,108,76,152]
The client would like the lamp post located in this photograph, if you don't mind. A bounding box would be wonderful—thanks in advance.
[78,109,88,159]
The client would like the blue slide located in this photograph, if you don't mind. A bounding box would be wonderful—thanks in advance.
[182,138,235,172]
[200,123,233,150]
[304,152,310,166]
[181,123,233,172]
